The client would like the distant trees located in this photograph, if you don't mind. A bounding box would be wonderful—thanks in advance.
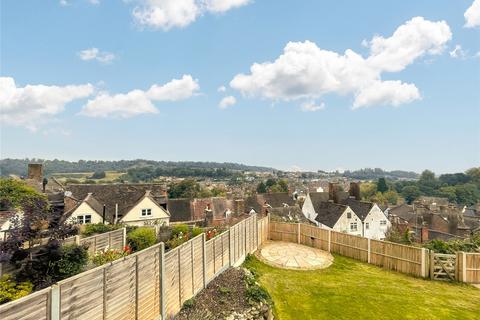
[89,171,106,179]
[167,179,227,199]
[376,178,388,193]
[401,185,421,204]
[256,179,288,194]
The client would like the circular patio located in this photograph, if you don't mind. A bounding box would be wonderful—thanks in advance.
[257,241,333,270]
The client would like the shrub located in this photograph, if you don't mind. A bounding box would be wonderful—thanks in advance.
[191,226,203,237]
[182,298,195,309]
[246,285,271,303]
[171,224,189,238]
[91,246,131,266]
[81,223,121,236]
[165,236,187,250]
[0,275,33,304]
[50,244,89,279]
[128,227,156,252]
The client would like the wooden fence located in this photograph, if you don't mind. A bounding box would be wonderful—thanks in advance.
[0,214,268,320]
[272,222,428,278]
[457,252,480,284]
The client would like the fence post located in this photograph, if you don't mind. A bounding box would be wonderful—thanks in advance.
[421,248,427,278]
[123,228,127,248]
[255,214,259,250]
[430,251,435,280]
[267,212,271,240]
[297,223,301,244]
[213,236,216,274]
[177,248,182,308]
[75,235,80,245]
[51,284,60,320]
[367,238,371,264]
[228,229,233,266]
[462,252,467,283]
[135,255,139,320]
[160,243,166,320]
[202,233,207,288]
[191,240,195,294]
[328,230,331,252]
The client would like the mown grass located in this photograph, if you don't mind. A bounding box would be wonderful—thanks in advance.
[243,254,480,320]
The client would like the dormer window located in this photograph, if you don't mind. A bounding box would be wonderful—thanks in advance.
[141,209,152,217]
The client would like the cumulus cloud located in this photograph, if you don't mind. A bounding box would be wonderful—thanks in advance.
[78,48,116,63]
[132,0,251,30]
[80,75,199,118]
[218,95,236,109]
[217,85,226,92]
[0,77,94,130]
[230,17,451,109]
[465,0,480,28]
[301,101,324,112]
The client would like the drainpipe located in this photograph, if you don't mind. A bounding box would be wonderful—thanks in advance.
[102,205,106,224]
[115,203,119,224]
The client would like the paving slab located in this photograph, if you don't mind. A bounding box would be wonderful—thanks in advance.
[257,241,334,270]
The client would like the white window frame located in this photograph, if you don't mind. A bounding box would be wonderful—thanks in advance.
[141,208,152,217]
[347,212,352,219]
[77,214,92,224]
[380,220,387,226]
[350,222,357,231]
[365,222,370,230]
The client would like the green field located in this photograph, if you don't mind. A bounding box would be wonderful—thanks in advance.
[52,171,125,183]
[244,255,480,320]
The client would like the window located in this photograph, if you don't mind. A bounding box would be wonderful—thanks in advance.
[141,209,152,217]
[347,212,351,219]
[350,222,357,231]
[365,222,370,230]
[380,220,387,226]
[77,214,92,224]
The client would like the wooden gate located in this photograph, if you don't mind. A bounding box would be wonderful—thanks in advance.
[430,252,456,281]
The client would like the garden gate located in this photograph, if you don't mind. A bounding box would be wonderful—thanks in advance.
[430,252,456,281]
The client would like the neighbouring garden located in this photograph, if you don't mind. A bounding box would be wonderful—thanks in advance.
[0,178,226,305]
[243,254,480,320]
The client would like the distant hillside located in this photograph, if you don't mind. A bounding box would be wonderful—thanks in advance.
[342,168,419,180]
[0,158,274,177]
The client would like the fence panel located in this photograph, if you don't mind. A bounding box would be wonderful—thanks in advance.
[300,224,329,251]
[458,252,480,284]
[59,268,104,320]
[136,245,161,320]
[257,216,268,246]
[0,287,51,320]
[330,231,369,262]
[205,239,214,282]
[105,256,137,320]
[192,236,205,294]
[164,249,180,317]
[370,240,425,277]
[269,222,298,243]
[179,242,194,304]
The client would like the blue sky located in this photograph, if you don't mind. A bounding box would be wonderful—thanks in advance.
[1,0,479,173]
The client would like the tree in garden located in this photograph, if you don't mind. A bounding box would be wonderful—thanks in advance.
[256,182,267,194]
[401,185,421,204]
[376,177,388,193]
[0,179,79,288]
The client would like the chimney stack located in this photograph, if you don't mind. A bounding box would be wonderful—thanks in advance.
[421,225,429,243]
[329,182,341,203]
[349,182,361,200]
[28,163,43,183]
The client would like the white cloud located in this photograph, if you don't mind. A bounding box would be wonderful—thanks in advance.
[0,77,94,130]
[465,0,480,28]
[230,17,451,109]
[217,85,226,92]
[147,75,199,101]
[218,95,236,109]
[80,75,199,118]
[301,101,324,112]
[204,0,251,13]
[353,81,420,109]
[78,48,116,63]
[449,45,467,59]
[132,0,251,30]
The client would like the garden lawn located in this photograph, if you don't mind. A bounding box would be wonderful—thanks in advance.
[244,254,480,320]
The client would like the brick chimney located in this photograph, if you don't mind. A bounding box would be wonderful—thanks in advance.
[28,163,43,183]
[421,226,429,243]
[234,199,245,215]
[349,182,361,200]
[328,182,339,203]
